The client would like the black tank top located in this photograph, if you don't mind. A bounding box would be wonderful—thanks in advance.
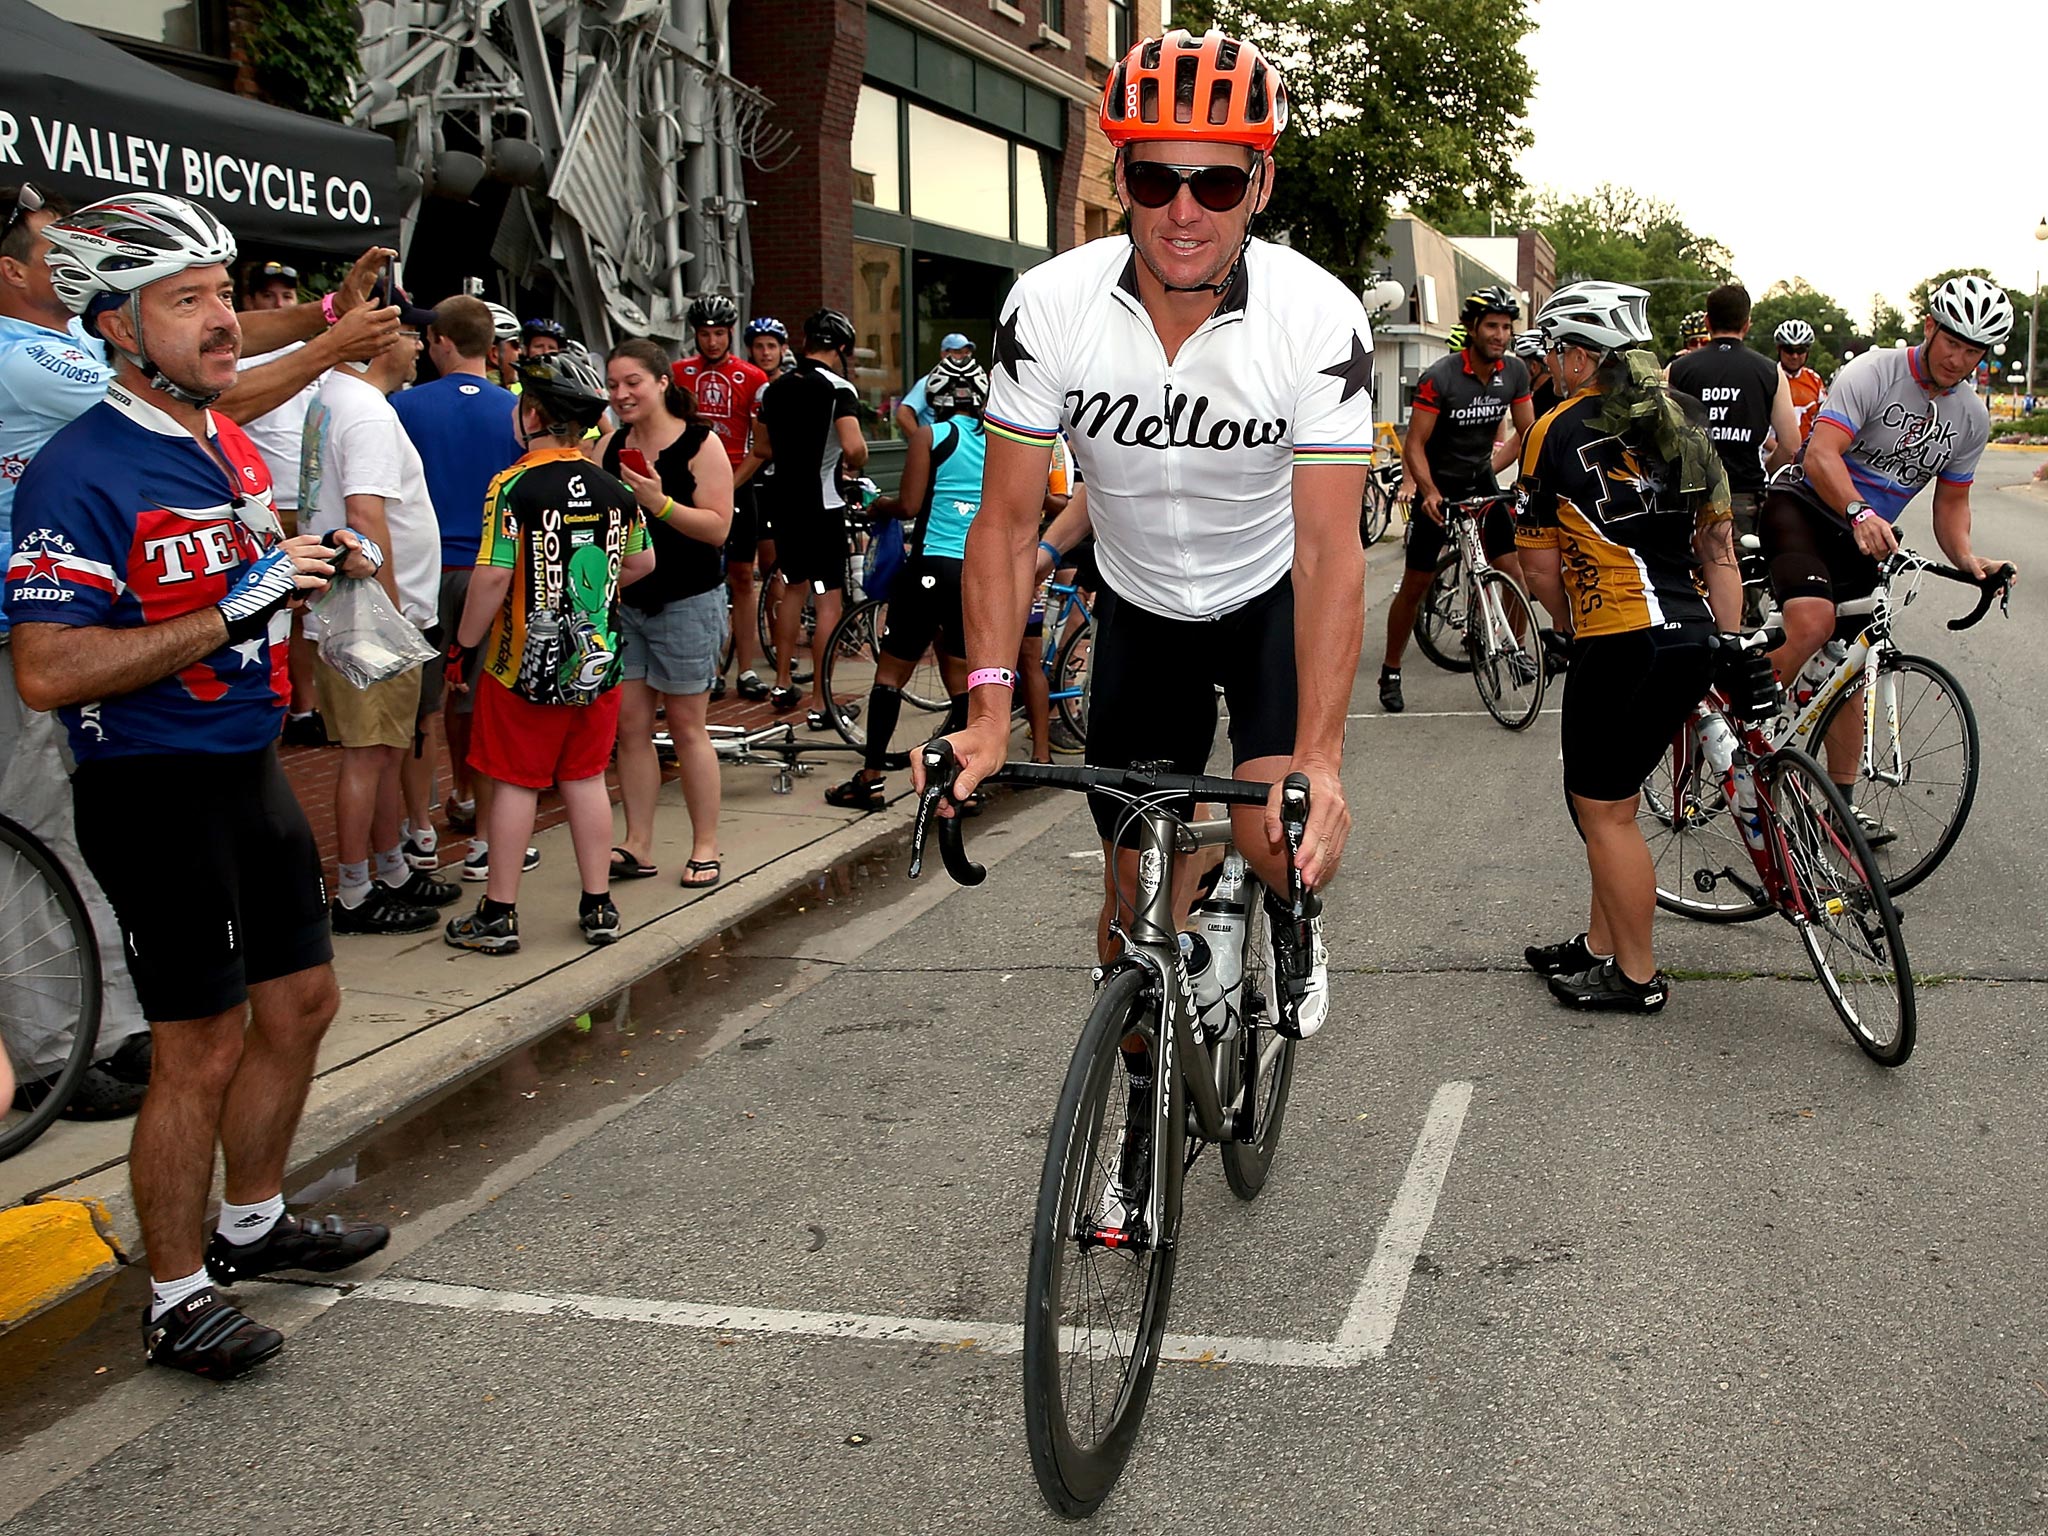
[603,422,722,609]
[1667,339,1781,494]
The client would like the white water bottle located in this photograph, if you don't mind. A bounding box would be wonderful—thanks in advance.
[1730,763,1766,849]
[1193,852,1250,997]
[1697,711,1738,779]
[1177,931,1230,1040]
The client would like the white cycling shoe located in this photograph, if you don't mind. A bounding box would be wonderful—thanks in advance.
[1263,904,1329,1040]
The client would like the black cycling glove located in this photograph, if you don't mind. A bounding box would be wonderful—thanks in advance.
[1715,636,1782,722]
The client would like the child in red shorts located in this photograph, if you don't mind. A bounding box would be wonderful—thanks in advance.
[445,353,653,953]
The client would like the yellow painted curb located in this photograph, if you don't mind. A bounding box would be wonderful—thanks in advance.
[0,1200,119,1326]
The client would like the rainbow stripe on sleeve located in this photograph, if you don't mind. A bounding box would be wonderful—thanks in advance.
[1292,443,1377,465]
[983,412,1061,449]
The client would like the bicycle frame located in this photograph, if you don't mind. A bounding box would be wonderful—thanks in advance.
[1036,581,1093,706]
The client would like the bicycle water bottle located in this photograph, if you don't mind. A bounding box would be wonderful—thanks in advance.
[1176,931,1230,1041]
[1697,711,1738,779]
[1730,763,1767,850]
[1193,852,1250,997]
[1792,641,1845,708]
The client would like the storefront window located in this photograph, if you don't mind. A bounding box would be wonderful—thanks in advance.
[851,240,905,437]
[906,103,1011,242]
[912,252,1008,384]
[1015,146,1049,249]
[852,85,902,212]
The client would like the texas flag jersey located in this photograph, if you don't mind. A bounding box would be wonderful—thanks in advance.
[4,381,290,761]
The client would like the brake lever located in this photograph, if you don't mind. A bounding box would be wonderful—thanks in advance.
[907,740,988,886]
[1276,773,1313,992]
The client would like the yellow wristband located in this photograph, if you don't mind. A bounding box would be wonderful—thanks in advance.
[658,497,675,521]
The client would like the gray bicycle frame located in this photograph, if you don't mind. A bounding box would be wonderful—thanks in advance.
[1105,807,1286,1250]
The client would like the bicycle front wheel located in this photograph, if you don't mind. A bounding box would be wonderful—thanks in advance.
[0,814,103,1161]
[1022,966,1184,1519]
[1412,552,1472,673]
[1641,724,1772,923]
[1218,885,1297,1200]
[1470,571,1546,730]
[1052,617,1093,746]
[816,598,946,767]
[1808,651,1978,896]
[1761,747,1915,1066]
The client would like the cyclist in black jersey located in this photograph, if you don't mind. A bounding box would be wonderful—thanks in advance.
[1666,284,1800,540]
[1378,286,1533,712]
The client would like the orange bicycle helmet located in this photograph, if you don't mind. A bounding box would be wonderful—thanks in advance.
[1099,30,1289,152]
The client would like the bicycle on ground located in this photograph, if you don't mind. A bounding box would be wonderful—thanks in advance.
[0,811,104,1159]
[1410,490,1547,729]
[1646,548,2011,908]
[911,740,1316,1517]
[1640,639,1914,1064]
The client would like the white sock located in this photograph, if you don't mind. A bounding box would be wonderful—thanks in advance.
[337,859,371,907]
[150,1266,213,1320]
[468,838,489,859]
[216,1193,285,1246]
[405,821,438,856]
[374,845,409,886]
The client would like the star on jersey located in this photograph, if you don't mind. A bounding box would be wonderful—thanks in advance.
[992,310,1035,382]
[1318,332,1373,404]
[230,637,267,669]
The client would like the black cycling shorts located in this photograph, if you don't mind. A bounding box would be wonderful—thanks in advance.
[1760,488,1882,628]
[71,745,332,1022]
[879,556,966,663]
[725,489,760,566]
[1560,629,1713,802]
[1084,574,1298,842]
[772,505,849,592]
[1404,490,1517,574]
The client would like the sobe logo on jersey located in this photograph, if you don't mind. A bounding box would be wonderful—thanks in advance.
[1065,387,1287,452]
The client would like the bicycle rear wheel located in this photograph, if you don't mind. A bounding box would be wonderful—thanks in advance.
[0,814,103,1161]
[1022,966,1183,1519]
[1412,552,1472,673]
[1469,571,1545,730]
[816,598,945,767]
[1808,651,1977,896]
[1760,747,1915,1066]
[1641,723,1772,923]
[1218,883,1297,1200]
[1052,617,1093,747]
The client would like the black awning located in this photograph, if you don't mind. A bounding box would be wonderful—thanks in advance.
[0,1,400,255]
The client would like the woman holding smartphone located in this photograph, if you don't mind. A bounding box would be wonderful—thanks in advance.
[600,339,734,888]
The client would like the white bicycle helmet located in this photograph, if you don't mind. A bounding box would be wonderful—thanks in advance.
[1773,319,1815,348]
[1926,275,2013,347]
[1535,280,1654,355]
[484,301,521,344]
[42,194,238,406]
[1512,329,1546,360]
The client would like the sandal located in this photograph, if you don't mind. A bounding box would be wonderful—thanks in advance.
[680,859,722,889]
[824,775,886,811]
[609,846,659,880]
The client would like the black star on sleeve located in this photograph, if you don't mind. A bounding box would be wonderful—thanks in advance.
[1318,331,1373,403]
[992,308,1036,382]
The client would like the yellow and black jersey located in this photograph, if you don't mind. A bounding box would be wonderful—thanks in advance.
[1515,386,1728,639]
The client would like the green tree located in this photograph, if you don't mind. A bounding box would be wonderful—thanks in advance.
[1747,279,1855,375]
[1868,296,1911,348]
[1431,184,1733,355]
[1180,0,1537,289]
[241,0,359,121]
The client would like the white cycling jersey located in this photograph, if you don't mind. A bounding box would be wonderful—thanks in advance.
[984,237,1375,620]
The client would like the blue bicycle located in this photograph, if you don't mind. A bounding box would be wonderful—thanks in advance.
[1035,577,1094,749]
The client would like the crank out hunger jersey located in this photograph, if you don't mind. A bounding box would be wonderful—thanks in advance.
[982,237,1376,621]
[1789,344,1987,525]
[3,382,288,760]
[1411,348,1531,491]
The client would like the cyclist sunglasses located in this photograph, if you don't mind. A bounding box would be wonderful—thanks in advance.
[1,182,45,245]
[257,261,300,283]
[1123,160,1255,212]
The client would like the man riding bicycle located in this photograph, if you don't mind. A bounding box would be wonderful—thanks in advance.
[1378,284,1533,713]
[921,28,1374,1039]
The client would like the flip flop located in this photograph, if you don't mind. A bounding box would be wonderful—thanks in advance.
[680,859,722,889]
[609,847,659,880]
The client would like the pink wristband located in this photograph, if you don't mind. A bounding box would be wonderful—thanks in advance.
[321,291,341,326]
[967,667,1016,691]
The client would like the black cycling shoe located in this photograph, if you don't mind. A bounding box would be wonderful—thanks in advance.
[1547,959,1670,1014]
[205,1212,390,1286]
[331,885,436,936]
[391,869,462,908]
[143,1287,283,1380]
[1378,668,1404,713]
[1524,932,1605,977]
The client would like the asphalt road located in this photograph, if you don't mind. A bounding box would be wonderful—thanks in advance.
[5,452,2046,1535]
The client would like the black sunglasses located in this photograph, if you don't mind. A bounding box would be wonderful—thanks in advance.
[1123,160,1254,212]
[2,183,45,245]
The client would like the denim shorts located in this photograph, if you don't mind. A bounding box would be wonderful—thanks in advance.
[617,588,726,697]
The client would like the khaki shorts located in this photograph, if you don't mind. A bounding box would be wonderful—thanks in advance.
[315,656,423,750]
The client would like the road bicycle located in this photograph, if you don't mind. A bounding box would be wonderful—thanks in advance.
[1034,576,1093,749]
[1644,549,2010,911]
[1639,646,1915,1064]
[911,741,1314,1517]
[1360,460,1402,547]
[654,719,865,796]
[1410,490,1547,729]
[0,811,103,1159]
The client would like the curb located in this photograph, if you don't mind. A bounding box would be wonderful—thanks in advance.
[10,792,927,1331]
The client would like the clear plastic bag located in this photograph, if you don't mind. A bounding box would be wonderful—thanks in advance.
[311,576,438,689]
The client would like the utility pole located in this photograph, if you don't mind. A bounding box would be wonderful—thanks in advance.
[2029,217,2047,414]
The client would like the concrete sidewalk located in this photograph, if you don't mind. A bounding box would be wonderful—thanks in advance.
[1,685,921,1326]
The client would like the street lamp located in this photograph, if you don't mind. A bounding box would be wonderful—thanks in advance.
[2029,216,2047,415]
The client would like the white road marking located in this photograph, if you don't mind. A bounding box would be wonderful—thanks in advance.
[1337,1079,1475,1355]
[1345,709,1561,720]
[349,1080,1476,1371]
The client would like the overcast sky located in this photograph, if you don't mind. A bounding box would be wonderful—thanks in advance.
[1516,0,2048,326]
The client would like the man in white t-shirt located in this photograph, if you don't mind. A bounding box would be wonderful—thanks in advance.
[238,261,329,743]
[310,326,456,935]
